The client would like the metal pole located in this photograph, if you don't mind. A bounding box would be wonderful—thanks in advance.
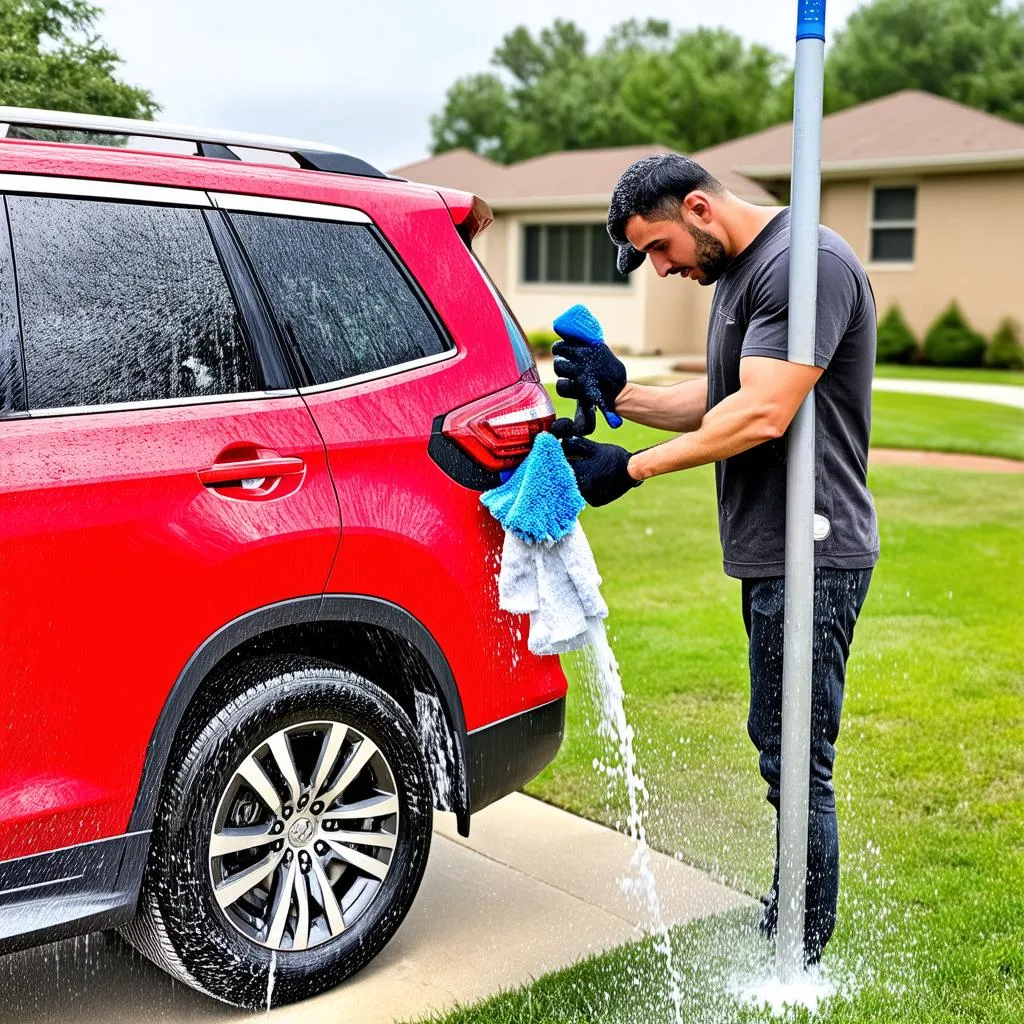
[777,0,826,983]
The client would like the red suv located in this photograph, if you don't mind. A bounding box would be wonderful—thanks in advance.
[0,107,565,1009]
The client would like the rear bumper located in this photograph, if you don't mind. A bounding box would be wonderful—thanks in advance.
[465,697,565,815]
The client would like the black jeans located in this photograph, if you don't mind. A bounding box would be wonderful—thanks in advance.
[742,567,872,963]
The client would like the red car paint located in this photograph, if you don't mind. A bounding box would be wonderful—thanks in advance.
[0,139,565,862]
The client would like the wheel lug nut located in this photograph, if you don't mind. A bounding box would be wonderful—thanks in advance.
[284,849,293,863]
[311,801,324,815]
[282,806,293,819]
[274,840,284,852]
[298,794,309,809]
[272,821,284,835]
[315,841,327,856]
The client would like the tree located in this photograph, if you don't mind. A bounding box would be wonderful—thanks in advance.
[0,1,158,119]
[429,19,788,163]
[825,0,1024,122]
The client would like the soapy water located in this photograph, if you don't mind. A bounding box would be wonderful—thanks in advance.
[567,624,924,1023]
[265,950,277,1013]
[580,617,686,1024]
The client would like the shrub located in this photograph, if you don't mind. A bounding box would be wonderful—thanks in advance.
[526,329,559,357]
[875,305,918,363]
[984,318,1024,370]
[923,302,986,367]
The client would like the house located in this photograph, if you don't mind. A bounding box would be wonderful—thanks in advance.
[392,91,1024,355]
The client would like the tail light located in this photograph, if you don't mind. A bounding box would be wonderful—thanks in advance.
[441,379,555,472]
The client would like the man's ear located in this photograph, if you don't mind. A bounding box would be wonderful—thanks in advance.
[683,190,714,223]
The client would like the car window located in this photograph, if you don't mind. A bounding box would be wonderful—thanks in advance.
[0,223,22,414]
[7,196,256,410]
[228,213,449,385]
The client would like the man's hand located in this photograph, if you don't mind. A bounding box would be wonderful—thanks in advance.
[559,435,642,507]
[552,340,627,432]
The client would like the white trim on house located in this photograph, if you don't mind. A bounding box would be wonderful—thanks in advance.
[740,149,1024,182]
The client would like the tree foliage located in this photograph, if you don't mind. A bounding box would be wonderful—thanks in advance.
[0,0,158,118]
[825,0,1024,122]
[429,19,786,162]
[430,2,1024,164]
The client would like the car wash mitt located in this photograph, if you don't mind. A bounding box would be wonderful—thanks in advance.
[481,431,607,656]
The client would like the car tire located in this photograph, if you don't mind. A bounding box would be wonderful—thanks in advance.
[121,655,433,1009]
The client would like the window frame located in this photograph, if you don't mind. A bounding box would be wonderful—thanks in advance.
[212,191,458,393]
[867,182,918,269]
[520,220,630,289]
[0,174,294,420]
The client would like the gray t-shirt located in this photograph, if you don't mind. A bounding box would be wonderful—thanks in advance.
[705,207,880,579]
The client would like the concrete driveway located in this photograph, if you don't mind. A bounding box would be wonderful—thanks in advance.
[0,794,753,1024]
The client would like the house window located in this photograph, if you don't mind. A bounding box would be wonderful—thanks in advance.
[522,224,627,285]
[870,186,916,263]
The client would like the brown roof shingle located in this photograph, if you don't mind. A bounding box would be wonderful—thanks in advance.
[693,89,1024,177]
[392,143,774,206]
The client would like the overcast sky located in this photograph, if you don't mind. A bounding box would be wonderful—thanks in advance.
[95,1,866,172]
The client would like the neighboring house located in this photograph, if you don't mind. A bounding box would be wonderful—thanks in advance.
[393,90,1024,355]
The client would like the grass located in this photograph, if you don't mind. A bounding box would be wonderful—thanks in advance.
[413,397,1024,1024]
[874,364,1024,387]
[869,392,1024,461]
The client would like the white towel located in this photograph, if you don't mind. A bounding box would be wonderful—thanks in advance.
[498,523,608,656]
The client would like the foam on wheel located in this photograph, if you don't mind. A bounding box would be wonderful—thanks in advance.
[121,656,433,1009]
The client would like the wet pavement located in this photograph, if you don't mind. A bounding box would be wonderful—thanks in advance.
[0,794,753,1024]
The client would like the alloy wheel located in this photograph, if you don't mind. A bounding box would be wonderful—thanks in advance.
[208,719,400,951]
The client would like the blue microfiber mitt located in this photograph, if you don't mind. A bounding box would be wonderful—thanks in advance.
[480,431,585,545]
[552,304,624,429]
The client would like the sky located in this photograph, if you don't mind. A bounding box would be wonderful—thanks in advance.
[95,1,867,173]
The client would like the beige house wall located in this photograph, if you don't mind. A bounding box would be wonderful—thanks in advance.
[820,171,1024,338]
[476,206,701,355]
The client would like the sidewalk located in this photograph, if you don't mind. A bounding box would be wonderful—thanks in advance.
[538,355,1024,410]
[0,794,753,1024]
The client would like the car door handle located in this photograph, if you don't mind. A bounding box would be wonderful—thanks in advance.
[198,455,305,487]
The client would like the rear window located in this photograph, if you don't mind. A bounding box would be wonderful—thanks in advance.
[229,213,449,385]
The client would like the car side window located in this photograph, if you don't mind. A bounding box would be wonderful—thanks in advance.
[7,196,256,410]
[228,213,449,385]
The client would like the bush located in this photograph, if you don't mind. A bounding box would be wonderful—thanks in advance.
[875,305,918,363]
[984,318,1024,370]
[923,302,986,367]
[526,329,559,357]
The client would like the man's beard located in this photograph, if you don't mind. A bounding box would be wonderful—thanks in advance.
[686,222,731,285]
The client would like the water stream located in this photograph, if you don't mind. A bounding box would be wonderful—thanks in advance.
[581,617,686,1024]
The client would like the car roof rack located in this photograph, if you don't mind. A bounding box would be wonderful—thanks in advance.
[0,106,388,179]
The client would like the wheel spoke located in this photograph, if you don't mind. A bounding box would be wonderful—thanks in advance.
[309,856,346,936]
[326,838,389,881]
[265,858,298,949]
[267,732,302,806]
[214,848,285,909]
[321,792,399,821]
[330,830,397,851]
[317,738,379,810]
[210,824,277,858]
[311,723,347,799]
[237,754,283,816]
[292,866,311,951]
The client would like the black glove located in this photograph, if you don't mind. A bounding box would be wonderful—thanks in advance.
[561,435,642,507]
[552,340,626,431]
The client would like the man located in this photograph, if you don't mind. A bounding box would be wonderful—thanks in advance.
[551,152,879,965]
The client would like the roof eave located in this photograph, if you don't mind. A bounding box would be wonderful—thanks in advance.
[488,187,776,211]
[738,149,1024,181]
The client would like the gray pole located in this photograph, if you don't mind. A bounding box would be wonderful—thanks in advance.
[777,0,826,982]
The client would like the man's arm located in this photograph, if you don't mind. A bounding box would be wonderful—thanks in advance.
[615,376,708,433]
[627,356,822,479]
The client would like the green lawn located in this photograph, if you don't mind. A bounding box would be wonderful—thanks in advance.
[415,399,1024,1024]
[870,392,1024,461]
[874,364,1024,387]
